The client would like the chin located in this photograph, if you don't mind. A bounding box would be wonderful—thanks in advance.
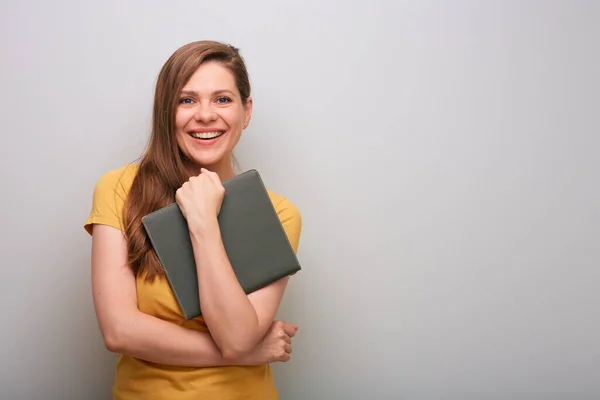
[178,130,236,170]
[184,149,224,166]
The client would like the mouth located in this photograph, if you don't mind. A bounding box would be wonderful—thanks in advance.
[188,131,225,141]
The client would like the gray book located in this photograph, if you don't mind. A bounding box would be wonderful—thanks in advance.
[141,169,301,320]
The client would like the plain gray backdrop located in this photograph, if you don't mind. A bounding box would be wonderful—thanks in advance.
[1,0,599,399]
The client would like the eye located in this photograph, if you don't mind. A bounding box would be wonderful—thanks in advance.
[216,97,231,104]
[179,97,194,104]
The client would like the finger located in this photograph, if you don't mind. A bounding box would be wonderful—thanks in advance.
[212,169,225,186]
[196,172,217,189]
[283,324,297,337]
[285,343,292,354]
[197,168,209,177]
[270,320,283,332]
[201,167,217,179]
[282,335,291,345]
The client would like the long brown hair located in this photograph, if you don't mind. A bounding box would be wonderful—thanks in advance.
[123,40,252,281]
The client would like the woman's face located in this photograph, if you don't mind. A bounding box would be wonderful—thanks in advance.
[175,61,252,177]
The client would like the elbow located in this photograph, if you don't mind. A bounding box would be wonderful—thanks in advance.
[97,311,137,353]
[103,331,123,353]
[221,348,250,362]
[101,325,126,353]
[96,307,143,354]
[103,334,122,353]
[220,340,256,361]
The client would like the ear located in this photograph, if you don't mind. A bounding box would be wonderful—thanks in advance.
[243,96,253,129]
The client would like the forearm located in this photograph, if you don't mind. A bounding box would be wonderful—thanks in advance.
[190,219,261,356]
[111,310,247,367]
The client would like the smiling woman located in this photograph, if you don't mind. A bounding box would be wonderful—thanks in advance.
[175,62,252,175]
[83,41,302,400]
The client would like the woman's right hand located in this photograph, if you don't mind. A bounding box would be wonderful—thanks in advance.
[240,320,298,365]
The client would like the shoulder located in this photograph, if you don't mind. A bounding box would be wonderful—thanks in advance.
[93,163,139,197]
[267,190,301,223]
[267,190,302,253]
[89,164,140,211]
[84,164,140,234]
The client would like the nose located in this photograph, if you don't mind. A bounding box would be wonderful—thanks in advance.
[194,104,217,123]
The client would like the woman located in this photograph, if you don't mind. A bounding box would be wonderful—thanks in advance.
[84,40,302,399]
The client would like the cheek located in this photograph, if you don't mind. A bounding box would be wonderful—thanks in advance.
[174,112,189,147]
[225,109,246,128]
[175,112,187,131]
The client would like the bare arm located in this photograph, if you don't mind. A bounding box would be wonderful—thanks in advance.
[175,169,301,360]
[91,223,241,367]
[190,219,289,359]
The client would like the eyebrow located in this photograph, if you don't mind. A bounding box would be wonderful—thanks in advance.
[180,89,236,97]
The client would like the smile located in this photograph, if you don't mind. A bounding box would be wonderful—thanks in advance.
[188,131,225,140]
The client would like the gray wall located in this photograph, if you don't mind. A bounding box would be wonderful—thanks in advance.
[1,1,598,399]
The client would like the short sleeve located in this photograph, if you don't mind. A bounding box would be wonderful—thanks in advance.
[84,168,131,235]
[275,197,302,254]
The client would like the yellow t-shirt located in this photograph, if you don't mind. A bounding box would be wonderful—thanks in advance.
[84,164,302,400]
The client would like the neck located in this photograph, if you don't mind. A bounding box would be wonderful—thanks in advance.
[185,156,236,182]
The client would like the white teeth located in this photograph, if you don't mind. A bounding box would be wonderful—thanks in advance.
[190,131,223,139]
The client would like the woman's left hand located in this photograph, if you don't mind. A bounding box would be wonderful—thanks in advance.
[175,168,225,230]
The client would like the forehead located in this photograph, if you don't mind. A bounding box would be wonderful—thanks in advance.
[182,61,237,93]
